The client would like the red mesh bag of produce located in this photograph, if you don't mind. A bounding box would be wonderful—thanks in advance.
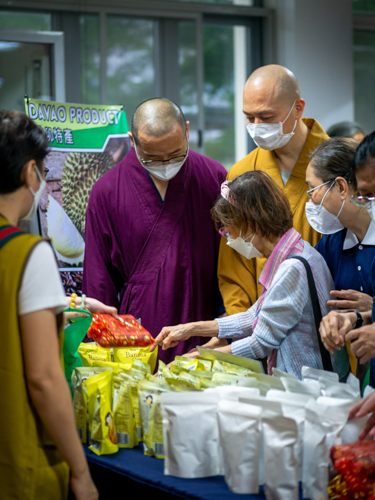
[87,314,156,348]
[329,440,375,499]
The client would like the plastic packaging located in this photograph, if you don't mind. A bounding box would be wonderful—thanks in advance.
[113,344,158,373]
[281,376,320,398]
[217,399,261,494]
[112,373,137,448]
[78,343,111,366]
[301,365,339,383]
[87,314,156,348]
[161,392,221,478]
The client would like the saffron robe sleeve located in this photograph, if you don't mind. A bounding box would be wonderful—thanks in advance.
[218,118,329,315]
[82,148,227,364]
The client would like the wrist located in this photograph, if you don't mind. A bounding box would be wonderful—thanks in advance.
[345,310,363,329]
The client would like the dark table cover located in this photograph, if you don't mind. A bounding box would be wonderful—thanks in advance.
[84,444,306,499]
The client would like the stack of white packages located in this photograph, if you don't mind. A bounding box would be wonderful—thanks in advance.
[160,366,370,500]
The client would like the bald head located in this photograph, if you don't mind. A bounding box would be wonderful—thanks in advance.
[131,98,186,144]
[245,65,300,107]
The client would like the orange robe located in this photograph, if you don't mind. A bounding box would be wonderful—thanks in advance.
[218,118,328,315]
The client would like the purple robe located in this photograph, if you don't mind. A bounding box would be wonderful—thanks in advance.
[82,148,227,364]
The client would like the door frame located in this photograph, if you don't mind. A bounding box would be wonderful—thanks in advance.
[0,28,66,101]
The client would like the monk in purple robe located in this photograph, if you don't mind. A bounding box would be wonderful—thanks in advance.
[82,98,227,364]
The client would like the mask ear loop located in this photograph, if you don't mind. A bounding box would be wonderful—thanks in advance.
[321,180,345,221]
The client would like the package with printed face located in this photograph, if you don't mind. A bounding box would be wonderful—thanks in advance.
[302,399,348,500]
[71,367,112,443]
[87,369,118,455]
[87,314,156,348]
[138,378,169,458]
[78,343,112,367]
[112,373,137,448]
[217,399,261,494]
[113,344,158,373]
[161,392,221,478]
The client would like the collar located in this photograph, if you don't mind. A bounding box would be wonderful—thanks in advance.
[259,227,303,290]
[343,218,375,250]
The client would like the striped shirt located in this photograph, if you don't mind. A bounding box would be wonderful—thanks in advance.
[217,228,349,380]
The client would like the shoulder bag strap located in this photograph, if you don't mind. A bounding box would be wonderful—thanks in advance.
[287,255,333,372]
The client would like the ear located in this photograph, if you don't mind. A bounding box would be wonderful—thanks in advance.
[335,177,349,200]
[295,98,305,120]
[21,160,37,188]
[127,131,135,148]
[186,121,190,140]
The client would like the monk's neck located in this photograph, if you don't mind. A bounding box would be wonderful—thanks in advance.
[150,175,169,201]
[274,119,310,174]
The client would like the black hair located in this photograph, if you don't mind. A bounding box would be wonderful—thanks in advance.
[309,137,358,189]
[354,130,375,171]
[326,121,365,139]
[0,110,48,194]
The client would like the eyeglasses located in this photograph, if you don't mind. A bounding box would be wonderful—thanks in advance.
[306,179,335,199]
[350,191,375,207]
[134,141,188,168]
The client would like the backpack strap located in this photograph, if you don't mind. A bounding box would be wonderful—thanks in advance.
[287,255,333,372]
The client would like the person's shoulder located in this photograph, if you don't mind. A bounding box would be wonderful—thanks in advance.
[303,118,329,147]
[227,149,260,180]
[315,230,345,255]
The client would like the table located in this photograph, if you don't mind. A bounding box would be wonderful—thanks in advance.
[84,445,305,499]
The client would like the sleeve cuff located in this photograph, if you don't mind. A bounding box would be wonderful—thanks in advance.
[231,337,253,358]
[217,314,243,339]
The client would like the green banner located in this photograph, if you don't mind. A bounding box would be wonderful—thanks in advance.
[25,97,129,151]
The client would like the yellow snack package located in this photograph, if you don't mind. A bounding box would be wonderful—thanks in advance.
[132,359,151,375]
[220,361,255,377]
[182,359,207,372]
[113,373,137,448]
[91,360,132,372]
[195,357,213,371]
[165,378,200,391]
[245,372,285,391]
[113,344,158,373]
[212,360,226,372]
[138,379,169,458]
[129,381,143,442]
[212,372,239,385]
[78,343,111,367]
[87,370,118,455]
[71,367,112,443]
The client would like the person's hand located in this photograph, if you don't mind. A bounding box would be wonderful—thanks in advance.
[85,297,118,317]
[327,289,373,312]
[152,322,198,351]
[70,470,98,500]
[346,323,375,364]
[319,310,353,354]
[348,392,375,439]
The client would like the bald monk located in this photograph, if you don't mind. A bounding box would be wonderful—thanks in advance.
[217,65,327,318]
[82,98,227,364]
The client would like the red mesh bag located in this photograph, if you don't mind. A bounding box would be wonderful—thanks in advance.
[329,440,375,499]
[87,314,156,348]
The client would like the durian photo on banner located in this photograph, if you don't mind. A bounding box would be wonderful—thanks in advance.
[25,97,131,295]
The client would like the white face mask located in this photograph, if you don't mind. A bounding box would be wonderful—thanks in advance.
[21,166,46,221]
[226,233,263,259]
[135,143,188,181]
[305,182,345,234]
[246,100,297,151]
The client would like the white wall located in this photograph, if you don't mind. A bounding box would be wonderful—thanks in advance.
[265,0,354,131]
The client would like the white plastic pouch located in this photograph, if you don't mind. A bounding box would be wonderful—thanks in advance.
[301,365,339,383]
[319,377,360,399]
[281,376,320,398]
[217,399,261,494]
[161,392,221,478]
[302,399,348,500]
[272,367,296,379]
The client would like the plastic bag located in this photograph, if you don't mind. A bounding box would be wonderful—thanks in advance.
[78,343,111,366]
[87,370,118,455]
[161,392,221,478]
[217,399,261,494]
[63,308,92,393]
[113,344,158,373]
[113,373,137,448]
[87,314,155,348]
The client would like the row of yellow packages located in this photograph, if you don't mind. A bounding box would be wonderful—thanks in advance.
[72,342,285,458]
